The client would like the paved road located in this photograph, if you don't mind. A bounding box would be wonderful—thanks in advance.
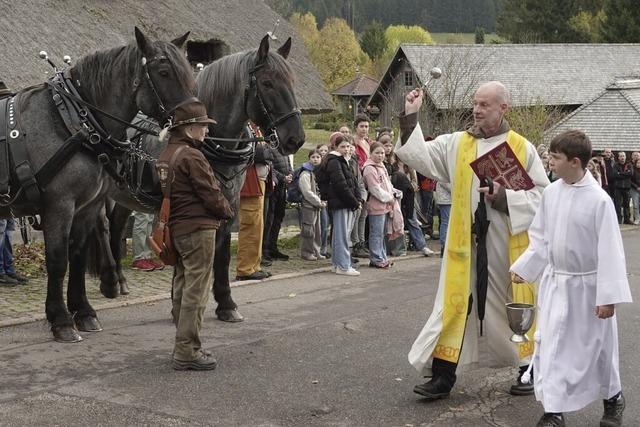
[0,229,638,426]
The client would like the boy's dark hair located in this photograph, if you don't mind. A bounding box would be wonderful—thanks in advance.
[549,129,592,169]
[353,113,370,128]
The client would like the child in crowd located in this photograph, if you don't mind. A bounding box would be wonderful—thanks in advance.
[587,158,602,186]
[319,134,361,276]
[299,150,326,260]
[316,143,331,257]
[362,142,399,268]
[511,130,632,427]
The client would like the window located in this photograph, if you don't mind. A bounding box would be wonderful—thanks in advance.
[404,71,414,87]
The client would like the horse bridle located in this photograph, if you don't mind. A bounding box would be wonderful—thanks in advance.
[132,55,172,125]
[243,62,301,149]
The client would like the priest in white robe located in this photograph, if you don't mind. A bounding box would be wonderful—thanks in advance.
[511,129,631,427]
[395,82,550,400]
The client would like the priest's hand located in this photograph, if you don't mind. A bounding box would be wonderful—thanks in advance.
[405,88,424,115]
[595,304,615,319]
[511,272,525,283]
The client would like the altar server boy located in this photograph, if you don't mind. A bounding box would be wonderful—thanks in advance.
[511,129,632,427]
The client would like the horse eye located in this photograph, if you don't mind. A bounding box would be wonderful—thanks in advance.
[262,80,274,89]
[159,70,170,77]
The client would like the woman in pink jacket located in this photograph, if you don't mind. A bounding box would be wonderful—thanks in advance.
[362,142,402,269]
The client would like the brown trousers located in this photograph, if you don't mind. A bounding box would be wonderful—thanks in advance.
[172,228,216,361]
[236,181,266,276]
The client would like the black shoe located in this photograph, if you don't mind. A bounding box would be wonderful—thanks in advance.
[352,243,369,258]
[413,376,452,400]
[0,273,18,287]
[270,250,290,261]
[217,308,245,322]
[172,353,217,371]
[7,272,28,283]
[260,258,273,267]
[536,413,565,427]
[601,392,625,427]
[509,365,534,396]
[235,271,269,281]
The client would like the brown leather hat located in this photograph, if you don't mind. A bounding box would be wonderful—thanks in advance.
[169,98,216,129]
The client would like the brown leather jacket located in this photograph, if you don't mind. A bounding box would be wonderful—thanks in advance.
[158,136,233,237]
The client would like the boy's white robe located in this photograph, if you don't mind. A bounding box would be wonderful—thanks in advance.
[395,123,549,376]
[511,171,632,413]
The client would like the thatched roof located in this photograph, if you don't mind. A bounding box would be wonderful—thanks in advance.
[332,74,378,97]
[544,78,640,151]
[370,43,640,110]
[0,0,332,112]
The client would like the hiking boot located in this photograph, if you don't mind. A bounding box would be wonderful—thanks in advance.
[335,267,360,276]
[413,376,452,400]
[0,273,18,287]
[172,353,217,371]
[601,392,625,427]
[235,271,269,281]
[131,259,155,271]
[260,258,273,267]
[509,365,534,396]
[536,413,565,427]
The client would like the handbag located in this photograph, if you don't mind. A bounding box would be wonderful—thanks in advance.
[147,146,186,266]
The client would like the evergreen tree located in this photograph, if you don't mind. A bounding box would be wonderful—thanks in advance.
[600,0,640,42]
[475,26,486,43]
[360,21,388,60]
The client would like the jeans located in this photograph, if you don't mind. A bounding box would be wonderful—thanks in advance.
[407,211,426,250]
[614,188,631,223]
[320,207,330,254]
[132,212,154,260]
[419,189,434,228]
[0,219,16,275]
[331,209,355,270]
[439,204,451,248]
[631,188,640,222]
[368,214,388,265]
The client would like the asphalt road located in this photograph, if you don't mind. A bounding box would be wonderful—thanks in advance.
[1,228,639,426]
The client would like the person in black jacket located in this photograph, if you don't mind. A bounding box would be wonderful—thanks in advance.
[262,147,293,263]
[613,151,633,224]
[319,133,361,276]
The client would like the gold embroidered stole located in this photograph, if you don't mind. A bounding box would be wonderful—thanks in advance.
[433,130,536,363]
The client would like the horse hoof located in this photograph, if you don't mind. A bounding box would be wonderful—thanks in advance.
[52,326,83,343]
[119,281,130,295]
[75,316,103,332]
[100,281,119,299]
[216,309,245,323]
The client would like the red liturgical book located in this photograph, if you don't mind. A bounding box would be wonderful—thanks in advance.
[469,142,535,191]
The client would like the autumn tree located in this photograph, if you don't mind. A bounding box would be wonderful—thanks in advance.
[380,25,434,68]
[289,12,320,49]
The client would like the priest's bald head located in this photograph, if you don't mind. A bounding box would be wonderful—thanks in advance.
[473,81,511,137]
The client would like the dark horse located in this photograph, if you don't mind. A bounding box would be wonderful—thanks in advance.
[93,35,304,321]
[0,28,195,342]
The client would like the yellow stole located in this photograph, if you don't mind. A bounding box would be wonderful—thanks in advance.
[432,130,536,364]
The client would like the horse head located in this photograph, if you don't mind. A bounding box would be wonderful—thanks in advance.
[133,27,196,125]
[246,35,305,155]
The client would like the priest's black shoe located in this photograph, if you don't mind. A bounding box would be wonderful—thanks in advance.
[509,365,534,395]
[536,413,565,427]
[270,250,290,261]
[235,271,269,281]
[413,376,452,400]
[601,392,625,427]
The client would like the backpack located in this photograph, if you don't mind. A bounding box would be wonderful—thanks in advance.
[286,163,312,203]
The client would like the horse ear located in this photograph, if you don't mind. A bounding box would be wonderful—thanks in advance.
[171,31,190,49]
[134,27,154,57]
[257,34,270,64]
[277,37,292,59]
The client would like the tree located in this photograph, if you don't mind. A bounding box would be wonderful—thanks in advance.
[289,12,320,50]
[475,26,486,44]
[569,10,606,42]
[601,0,640,42]
[360,21,388,61]
[380,25,434,68]
[313,17,372,90]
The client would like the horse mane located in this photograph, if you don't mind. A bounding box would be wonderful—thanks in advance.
[73,41,195,104]
[196,49,294,107]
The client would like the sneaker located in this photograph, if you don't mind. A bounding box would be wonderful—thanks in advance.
[421,246,436,256]
[317,254,326,260]
[172,353,217,371]
[302,255,318,261]
[368,261,390,269]
[131,259,155,271]
[536,413,565,427]
[148,260,165,271]
[601,392,625,427]
[335,267,360,276]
